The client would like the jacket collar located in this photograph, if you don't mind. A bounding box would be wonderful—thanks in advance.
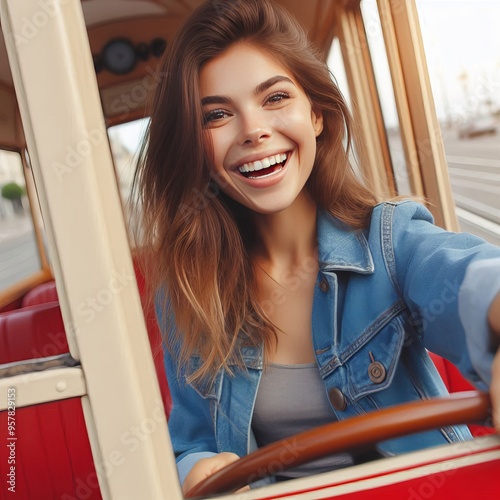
[317,209,374,274]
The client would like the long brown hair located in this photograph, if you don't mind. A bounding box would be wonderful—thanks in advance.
[134,0,377,383]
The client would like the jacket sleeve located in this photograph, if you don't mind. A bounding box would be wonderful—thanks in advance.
[156,299,218,485]
[387,201,500,389]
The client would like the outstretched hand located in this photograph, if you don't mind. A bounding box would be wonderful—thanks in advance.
[183,452,250,496]
[489,292,500,432]
[490,349,500,432]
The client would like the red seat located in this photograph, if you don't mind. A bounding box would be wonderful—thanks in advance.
[0,303,100,499]
[429,351,495,437]
[0,399,100,499]
[0,269,172,499]
[0,296,23,313]
[18,272,172,414]
[133,261,172,415]
[21,280,58,307]
[0,301,67,363]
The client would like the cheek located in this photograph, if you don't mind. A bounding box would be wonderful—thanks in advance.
[274,108,317,139]
[205,136,233,188]
[207,129,232,168]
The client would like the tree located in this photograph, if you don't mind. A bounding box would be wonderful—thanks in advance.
[1,182,25,214]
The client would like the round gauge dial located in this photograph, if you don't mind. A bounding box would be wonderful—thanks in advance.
[101,39,137,75]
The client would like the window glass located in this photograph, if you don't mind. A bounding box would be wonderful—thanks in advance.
[0,149,42,290]
[360,0,410,195]
[327,38,351,109]
[108,117,149,242]
[327,38,364,178]
[417,0,500,245]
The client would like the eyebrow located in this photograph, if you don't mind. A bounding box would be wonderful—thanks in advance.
[200,75,294,106]
[200,95,232,106]
[255,75,294,95]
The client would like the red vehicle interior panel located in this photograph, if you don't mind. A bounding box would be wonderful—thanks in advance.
[0,271,172,499]
[428,351,494,436]
[0,399,100,499]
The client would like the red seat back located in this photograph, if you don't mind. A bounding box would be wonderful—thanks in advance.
[0,303,100,499]
[17,274,172,415]
[0,270,172,499]
[0,301,67,363]
[133,262,172,415]
[0,296,23,313]
[0,399,101,499]
[429,351,494,437]
[21,280,58,308]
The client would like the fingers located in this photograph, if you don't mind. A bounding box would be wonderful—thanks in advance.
[490,348,500,432]
[211,452,241,472]
[182,452,242,495]
[236,485,251,493]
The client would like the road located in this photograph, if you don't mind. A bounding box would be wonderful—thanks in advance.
[443,131,500,245]
[390,129,500,246]
[0,213,41,291]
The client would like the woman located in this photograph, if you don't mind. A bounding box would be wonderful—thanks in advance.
[134,0,500,493]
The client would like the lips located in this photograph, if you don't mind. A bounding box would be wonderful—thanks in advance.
[238,153,288,178]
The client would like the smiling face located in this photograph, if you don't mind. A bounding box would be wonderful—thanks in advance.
[199,43,323,214]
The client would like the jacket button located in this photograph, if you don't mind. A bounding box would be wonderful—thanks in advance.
[328,387,347,411]
[368,362,386,383]
[319,279,329,292]
[368,352,386,384]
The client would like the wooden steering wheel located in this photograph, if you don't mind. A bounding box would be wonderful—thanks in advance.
[186,391,491,497]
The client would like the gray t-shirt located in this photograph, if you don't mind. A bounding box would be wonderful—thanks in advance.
[251,362,353,479]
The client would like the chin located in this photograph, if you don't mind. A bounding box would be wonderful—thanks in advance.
[248,199,296,215]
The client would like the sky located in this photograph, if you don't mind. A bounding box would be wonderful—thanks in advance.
[416,1,500,122]
[336,0,500,127]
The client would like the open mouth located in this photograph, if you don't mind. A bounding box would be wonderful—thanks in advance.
[238,153,288,179]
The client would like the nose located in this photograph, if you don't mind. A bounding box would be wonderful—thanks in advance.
[238,111,272,145]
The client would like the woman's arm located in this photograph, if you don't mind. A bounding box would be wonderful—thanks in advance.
[156,298,220,485]
[162,340,220,484]
[387,202,500,389]
[489,293,500,431]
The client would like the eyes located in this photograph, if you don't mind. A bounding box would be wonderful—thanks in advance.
[203,109,231,124]
[203,91,291,126]
[265,91,291,105]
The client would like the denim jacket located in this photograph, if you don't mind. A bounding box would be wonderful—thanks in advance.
[160,201,500,485]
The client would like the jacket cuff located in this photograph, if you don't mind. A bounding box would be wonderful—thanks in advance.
[458,257,500,387]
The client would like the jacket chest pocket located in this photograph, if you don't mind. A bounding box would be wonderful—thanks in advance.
[344,314,407,401]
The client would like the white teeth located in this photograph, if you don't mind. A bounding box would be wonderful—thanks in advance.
[238,153,288,173]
